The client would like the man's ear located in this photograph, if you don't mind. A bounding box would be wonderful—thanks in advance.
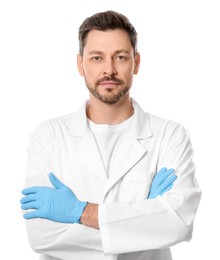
[133,52,140,75]
[77,54,84,76]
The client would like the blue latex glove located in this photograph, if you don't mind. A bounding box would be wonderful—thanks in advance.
[20,173,87,223]
[148,167,177,199]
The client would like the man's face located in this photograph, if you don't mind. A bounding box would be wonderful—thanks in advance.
[77,29,140,105]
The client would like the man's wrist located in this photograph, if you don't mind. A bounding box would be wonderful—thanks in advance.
[80,203,99,229]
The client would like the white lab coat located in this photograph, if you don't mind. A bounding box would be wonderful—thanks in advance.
[23,99,201,260]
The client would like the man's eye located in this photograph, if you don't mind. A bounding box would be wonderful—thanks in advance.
[116,55,127,61]
[91,56,102,61]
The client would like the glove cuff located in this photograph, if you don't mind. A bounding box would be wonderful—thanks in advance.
[76,201,88,224]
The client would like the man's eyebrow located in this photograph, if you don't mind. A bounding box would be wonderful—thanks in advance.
[88,50,103,55]
[114,49,130,55]
[88,49,130,55]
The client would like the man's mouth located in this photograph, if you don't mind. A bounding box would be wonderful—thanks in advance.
[99,81,120,88]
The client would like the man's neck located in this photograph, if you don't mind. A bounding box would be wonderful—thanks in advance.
[86,95,134,125]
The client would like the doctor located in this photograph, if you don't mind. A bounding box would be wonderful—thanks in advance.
[20,10,201,260]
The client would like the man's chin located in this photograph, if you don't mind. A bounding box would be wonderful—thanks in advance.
[97,95,120,105]
[88,86,129,105]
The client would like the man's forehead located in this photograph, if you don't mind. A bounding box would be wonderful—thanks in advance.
[84,29,133,53]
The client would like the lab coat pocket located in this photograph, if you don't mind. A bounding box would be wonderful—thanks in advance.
[120,171,149,201]
[123,182,148,201]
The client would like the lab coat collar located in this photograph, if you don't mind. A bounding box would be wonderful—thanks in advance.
[68,100,88,137]
[127,98,152,139]
[68,98,153,140]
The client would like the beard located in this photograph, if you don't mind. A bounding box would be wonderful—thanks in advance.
[85,76,131,105]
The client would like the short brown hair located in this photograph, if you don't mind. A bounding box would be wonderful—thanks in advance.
[78,10,138,55]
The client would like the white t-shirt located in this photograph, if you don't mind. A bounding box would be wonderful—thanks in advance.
[88,116,133,177]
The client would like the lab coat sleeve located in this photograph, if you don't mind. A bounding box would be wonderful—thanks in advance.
[23,122,108,260]
[98,123,202,255]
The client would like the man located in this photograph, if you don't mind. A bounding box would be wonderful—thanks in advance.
[20,10,201,260]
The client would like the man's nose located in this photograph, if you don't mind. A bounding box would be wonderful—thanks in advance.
[103,59,117,76]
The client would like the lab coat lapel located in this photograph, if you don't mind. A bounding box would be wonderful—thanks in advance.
[78,129,107,180]
[102,99,153,199]
[108,133,146,184]
[68,102,107,180]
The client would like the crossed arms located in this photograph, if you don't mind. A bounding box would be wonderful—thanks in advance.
[21,168,177,229]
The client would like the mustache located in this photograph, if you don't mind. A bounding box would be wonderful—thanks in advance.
[96,76,124,85]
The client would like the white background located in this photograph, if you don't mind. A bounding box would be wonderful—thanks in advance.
[0,0,219,259]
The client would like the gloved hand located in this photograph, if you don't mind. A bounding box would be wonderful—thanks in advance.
[147,167,177,199]
[20,173,87,223]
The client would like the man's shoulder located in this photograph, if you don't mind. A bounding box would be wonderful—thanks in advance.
[31,111,80,138]
[147,112,180,128]
[146,112,189,139]
[133,99,183,131]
